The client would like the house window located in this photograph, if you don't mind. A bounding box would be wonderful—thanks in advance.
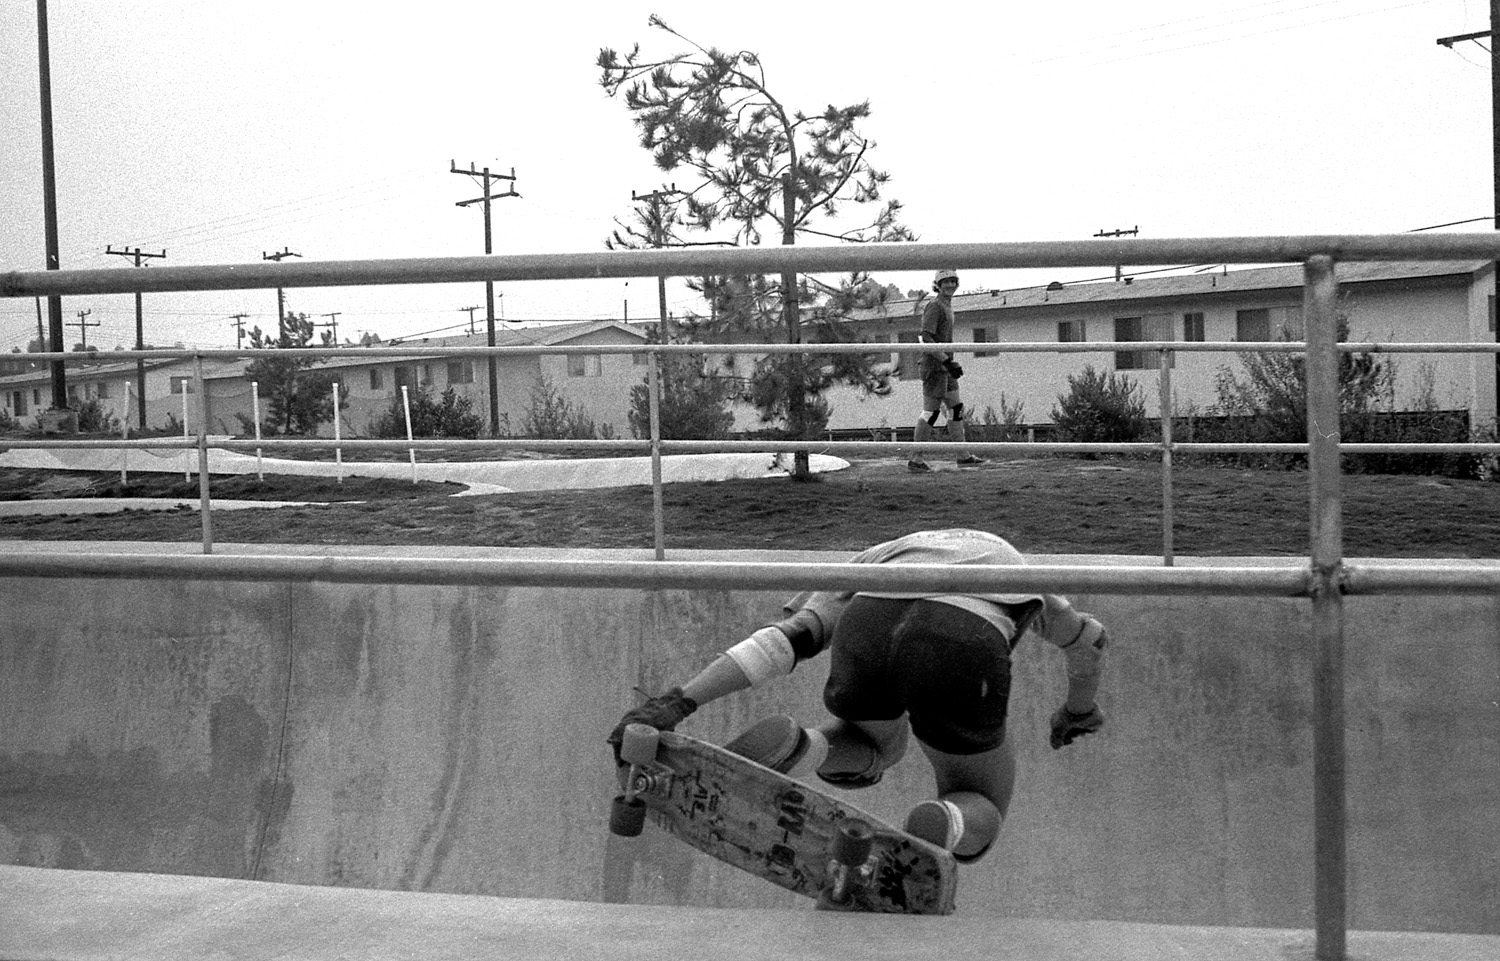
[567,353,602,377]
[1236,309,1271,342]
[420,364,434,387]
[633,348,650,366]
[394,366,415,391]
[1235,306,1303,342]
[1114,317,1146,370]
[10,391,26,416]
[1057,320,1086,343]
[896,331,922,380]
[170,376,194,394]
[1183,312,1205,342]
[95,380,110,399]
[32,389,41,406]
[972,327,998,358]
[370,369,384,390]
[447,361,475,385]
[67,385,79,403]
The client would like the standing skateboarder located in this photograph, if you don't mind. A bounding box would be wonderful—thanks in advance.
[908,269,985,473]
[609,528,1109,864]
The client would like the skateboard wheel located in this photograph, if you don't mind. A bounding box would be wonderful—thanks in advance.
[619,723,660,766]
[609,794,648,837]
[832,821,874,866]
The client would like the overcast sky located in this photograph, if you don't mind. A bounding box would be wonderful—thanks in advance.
[1,0,1493,352]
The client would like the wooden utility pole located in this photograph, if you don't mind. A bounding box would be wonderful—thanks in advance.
[69,309,98,349]
[459,305,482,335]
[105,244,166,428]
[318,311,342,344]
[451,161,520,435]
[1437,5,1500,416]
[228,313,250,348]
[35,0,69,427]
[632,185,684,336]
[262,248,301,329]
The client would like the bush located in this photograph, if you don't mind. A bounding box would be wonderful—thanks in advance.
[521,375,617,440]
[966,394,1028,443]
[627,351,735,440]
[1050,365,1150,452]
[74,398,121,434]
[371,386,485,439]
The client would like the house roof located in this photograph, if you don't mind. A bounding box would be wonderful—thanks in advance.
[0,321,650,388]
[0,356,182,388]
[301,320,649,374]
[847,259,1490,321]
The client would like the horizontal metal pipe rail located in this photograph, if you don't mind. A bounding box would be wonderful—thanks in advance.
[7,233,1500,297]
[1,550,1496,595]
[8,438,1500,457]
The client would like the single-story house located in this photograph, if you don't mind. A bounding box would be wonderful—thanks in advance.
[1,320,653,438]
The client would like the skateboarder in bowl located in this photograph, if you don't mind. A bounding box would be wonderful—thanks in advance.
[608,528,1109,864]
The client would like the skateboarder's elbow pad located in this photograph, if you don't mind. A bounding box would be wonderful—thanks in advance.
[726,626,797,687]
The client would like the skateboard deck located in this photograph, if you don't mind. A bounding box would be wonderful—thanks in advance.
[611,724,957,914]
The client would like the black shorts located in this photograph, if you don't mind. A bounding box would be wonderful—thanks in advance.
[821,595,1013,755]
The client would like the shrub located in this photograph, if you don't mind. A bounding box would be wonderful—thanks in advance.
[521,374,617,440]
[74,398,120,434]
[967,394,1028,443]
[1050,365,1150,453]
[627,351,735,440]
[372,386,486,439]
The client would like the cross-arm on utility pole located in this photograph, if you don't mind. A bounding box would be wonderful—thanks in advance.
[450,161,520,435]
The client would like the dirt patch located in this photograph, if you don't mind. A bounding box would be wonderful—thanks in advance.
[3,454,1498,558]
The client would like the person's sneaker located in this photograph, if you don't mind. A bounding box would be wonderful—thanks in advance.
[904,799,966,851]
[907,459,932,473]
[725,715,824,775]
[956,454,985,466]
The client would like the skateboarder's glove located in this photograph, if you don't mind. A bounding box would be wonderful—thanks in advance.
[1049,705,1104,750]
[943,359,964,379]
[608,686,698,764]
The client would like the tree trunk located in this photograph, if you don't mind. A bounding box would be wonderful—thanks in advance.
[781,174,811,479]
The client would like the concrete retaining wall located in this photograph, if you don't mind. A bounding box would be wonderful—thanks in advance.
[1,552,1495,932]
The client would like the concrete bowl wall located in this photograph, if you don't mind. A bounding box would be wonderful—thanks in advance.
[1,548,1495,933]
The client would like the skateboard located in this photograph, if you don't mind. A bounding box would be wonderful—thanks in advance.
[609,723,957,914]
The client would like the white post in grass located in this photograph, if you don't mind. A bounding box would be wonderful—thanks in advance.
[120,413,128,487]
[333,381,343,484]
[402,385,416,484]
[182,387,191,481]
[251,381,263,482]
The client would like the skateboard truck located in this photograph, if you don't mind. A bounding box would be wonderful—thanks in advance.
[610,723,668,837]
[823,820,876,907]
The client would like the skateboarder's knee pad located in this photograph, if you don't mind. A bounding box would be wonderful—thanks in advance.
[950,403,965,422]
[925,409,942,427]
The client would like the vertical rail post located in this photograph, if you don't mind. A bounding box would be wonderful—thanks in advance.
[1304,255,1345,961]
[647,348,666,560]
[1158,348,1175,566]
[193,354,214,554]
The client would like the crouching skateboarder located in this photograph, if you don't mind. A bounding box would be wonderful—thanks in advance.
[608,528,1109,864]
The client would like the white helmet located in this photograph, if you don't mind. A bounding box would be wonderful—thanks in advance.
[933,269,959,291]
